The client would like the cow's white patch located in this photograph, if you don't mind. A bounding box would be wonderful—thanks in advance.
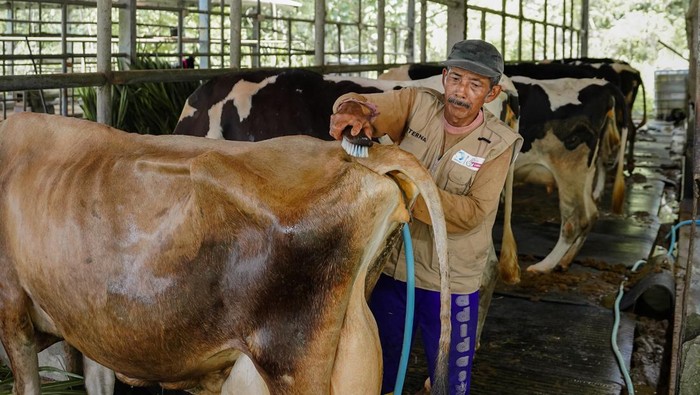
[377,65,411,80]
[108,257,173,305]
[451,150,484,171]
[511,76,607,111]
[108,217,174,304]
[205,76,279,139]
[582,61,637,75]
[610,62,637,74]
[178,101,197,121]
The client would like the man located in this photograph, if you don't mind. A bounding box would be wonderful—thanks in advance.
[329,39,522,395]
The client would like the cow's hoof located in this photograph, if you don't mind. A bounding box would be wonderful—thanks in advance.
[526,263,555,273]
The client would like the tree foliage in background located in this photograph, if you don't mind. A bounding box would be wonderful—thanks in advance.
[590,0,687,62]
[588,0,689,117]
[77,58,201,134]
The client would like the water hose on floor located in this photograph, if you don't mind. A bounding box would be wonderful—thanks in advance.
[611,219,699,395]
[394,224,415,395]
[612,259,645,395]
[666,219,700,257]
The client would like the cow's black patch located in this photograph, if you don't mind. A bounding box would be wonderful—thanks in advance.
[174,69,386,142]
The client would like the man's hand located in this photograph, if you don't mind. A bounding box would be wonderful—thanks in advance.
[329,101,375,140]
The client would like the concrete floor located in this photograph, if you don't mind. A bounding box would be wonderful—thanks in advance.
[426,121,682,395]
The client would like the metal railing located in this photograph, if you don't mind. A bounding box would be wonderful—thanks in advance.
[0,0,585,121]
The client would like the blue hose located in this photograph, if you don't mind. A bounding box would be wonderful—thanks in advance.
[394,224,415,395]
[611,219,700,394]
[612,259,645,395]
[666,219,700,257]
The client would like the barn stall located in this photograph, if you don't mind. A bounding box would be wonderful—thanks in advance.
[0,0,697,394]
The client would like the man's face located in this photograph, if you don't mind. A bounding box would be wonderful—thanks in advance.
[442,67,501,123]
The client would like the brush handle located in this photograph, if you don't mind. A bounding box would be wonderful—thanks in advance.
[342,126,374,147]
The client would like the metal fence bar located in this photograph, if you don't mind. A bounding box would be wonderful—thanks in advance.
[0,63,392,93]
[96,0,111,124]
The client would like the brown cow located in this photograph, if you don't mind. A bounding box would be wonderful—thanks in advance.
[0,113,451,394]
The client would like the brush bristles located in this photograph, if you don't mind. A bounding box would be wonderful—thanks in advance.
[341,137,369,158]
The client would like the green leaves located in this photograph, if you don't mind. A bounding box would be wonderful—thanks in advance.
[77,57,201,135]
[0,365,86,395]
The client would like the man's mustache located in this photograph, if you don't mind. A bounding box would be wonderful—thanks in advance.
[447,96,472,109]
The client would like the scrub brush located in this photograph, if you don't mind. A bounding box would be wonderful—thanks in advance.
[341,126,374,158]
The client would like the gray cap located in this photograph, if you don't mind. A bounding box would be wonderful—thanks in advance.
[443,40,504,79]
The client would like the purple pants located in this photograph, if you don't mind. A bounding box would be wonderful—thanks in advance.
[368,274,479,395]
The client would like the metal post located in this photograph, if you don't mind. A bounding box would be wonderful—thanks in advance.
[518,0,523,60]
[314,0,325,66]
[37,1,42,75]
[178,7,184,65]
[199,0,211,69]
[406,0,415,63]
[96,0,112,125]
[420,0,426,63]
[580,0,589,57]
[118,0,137,66]
[252,0,260,68]
[446,0,466,55]
[562,0,567,57]
[378,0,385,65]
[543,0,548,58]
[229,0,241,67]
[501,0,507,56]
[60,2,67,116]
[357,0,363,64]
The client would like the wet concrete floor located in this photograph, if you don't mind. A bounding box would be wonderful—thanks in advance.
[400,121,682,394]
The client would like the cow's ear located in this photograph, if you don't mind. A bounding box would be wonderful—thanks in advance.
[484,84,502,103]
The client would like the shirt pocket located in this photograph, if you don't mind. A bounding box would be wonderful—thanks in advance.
[444,166,476,195]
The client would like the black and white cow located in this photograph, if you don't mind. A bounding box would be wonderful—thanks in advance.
[174,69,381,140]
[503,62,633,190]
[542,58,646,167]
[511,76,627,273]
[548,57,645,123]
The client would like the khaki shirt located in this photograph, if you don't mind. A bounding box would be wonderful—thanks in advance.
[334,87,522,293]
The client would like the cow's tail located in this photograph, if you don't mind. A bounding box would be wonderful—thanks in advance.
[611,120,627,214]
[627,79,646,171]
[609,87,629,215]
[635,78,647,131]
[357,145,451,395]
[498,164,520,284]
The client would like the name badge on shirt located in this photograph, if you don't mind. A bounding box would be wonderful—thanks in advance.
[451,150,485,171]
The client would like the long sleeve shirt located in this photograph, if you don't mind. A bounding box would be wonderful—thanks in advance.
[334,87,522,293]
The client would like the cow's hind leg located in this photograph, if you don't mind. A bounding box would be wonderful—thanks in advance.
[0,277,41,395]
[330,273,382,395]
[83,355,116,395]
